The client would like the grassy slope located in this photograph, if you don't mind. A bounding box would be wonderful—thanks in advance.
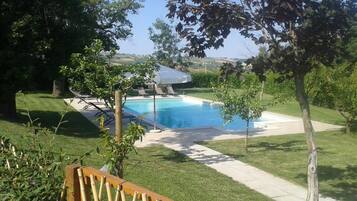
[0,92,270,201]
[180,88,345,125]
[201,132,357,201]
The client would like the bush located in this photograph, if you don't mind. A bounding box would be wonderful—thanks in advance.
[191,72,220,88]
[191,71,244,88]
[0,135,67,200]
[263,72,295,97]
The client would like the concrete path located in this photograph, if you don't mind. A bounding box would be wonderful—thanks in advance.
[65,97,340,201]
[153,141,335,201]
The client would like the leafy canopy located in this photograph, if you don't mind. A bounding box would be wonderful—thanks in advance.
[0,0,142,91]
[61,39,156,109]
[167,0,353,77]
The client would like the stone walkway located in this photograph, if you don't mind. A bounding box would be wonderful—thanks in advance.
[65,97,341,201]
[149,141,335,201]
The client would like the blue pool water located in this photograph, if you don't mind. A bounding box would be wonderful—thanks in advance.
[124,98,257,131]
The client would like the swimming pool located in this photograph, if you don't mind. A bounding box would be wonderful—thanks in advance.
[124,97,268,131]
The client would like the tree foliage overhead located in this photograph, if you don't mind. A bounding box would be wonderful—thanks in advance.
[168,0,352,75]
[0,0,142,117]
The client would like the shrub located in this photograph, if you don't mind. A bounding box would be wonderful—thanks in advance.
[191,71,244,88]
[0,93,85,200]
[264,71,295,97]
[0,135,67,200]
[191,72,220,88]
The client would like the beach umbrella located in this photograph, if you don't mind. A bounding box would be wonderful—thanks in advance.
[152,64,192,84]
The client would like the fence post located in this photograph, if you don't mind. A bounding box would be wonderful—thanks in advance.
[65,164,81,201]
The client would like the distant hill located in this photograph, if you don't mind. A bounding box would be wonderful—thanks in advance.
[111,53,246,72]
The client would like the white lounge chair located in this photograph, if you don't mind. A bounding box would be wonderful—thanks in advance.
[154,85,166,95]
[138,87,148,96]
[166,85,177,95]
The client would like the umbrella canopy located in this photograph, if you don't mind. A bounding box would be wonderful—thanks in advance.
[152,64,192,85]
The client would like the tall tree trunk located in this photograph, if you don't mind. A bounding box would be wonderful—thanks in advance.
[338,110,352,134]
[260,81,265,101]
[0,90,16,119]
[346,120,351,134]
[295,74,319,201]
[245,119,249,152]
[52,79,64,97]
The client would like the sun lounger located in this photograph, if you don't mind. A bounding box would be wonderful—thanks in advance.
[69,87,91,100]
[69,87,92,109]
[166,85,177,95]
[69,87,106,108]
[154,85,166,95]
[87,102,114,125]
[138,87,148,96]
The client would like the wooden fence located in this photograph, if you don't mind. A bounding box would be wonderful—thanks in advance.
[64,164,174,201]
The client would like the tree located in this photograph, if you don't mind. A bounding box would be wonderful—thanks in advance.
[61,39,156,177]
[0,0,141,118]
[306,62,357,134]
[331,63,357,134]
[167,1,353,200]
[148,19,189,71]
[215,78,264,152]
[61,40,155,110]
[50,0,142,97]
[305,15,357,132]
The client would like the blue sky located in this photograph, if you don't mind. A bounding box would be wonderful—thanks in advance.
[118,0,259,59]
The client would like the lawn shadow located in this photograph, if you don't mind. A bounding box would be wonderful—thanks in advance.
[296,165,357,201]
[247,140,306,152]
[247,140,330,154]
[20,90,74,99]
[156,151,190,163]
[10,109,99,138]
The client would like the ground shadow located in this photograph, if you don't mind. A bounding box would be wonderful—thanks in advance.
[19,90,74,99]
[248,140,305,152]
[296,165,357,201]
[156,151,190,163]
[5,109,99,138]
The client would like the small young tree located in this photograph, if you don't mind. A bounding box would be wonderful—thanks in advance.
[331,63,357,134]
[98,118,145,177]
[61,39,156,177]
[215,79,264,152]
[61,40,156,110]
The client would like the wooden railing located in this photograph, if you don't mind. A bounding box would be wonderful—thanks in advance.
[65,165,174,201]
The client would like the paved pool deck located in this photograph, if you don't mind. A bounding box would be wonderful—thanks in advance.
[65,97,342,201]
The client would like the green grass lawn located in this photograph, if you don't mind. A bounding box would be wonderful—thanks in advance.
[179,88,345,125]
[0,92,271,201]
[200,132,357,201]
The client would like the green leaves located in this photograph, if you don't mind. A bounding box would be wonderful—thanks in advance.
[61,39,156,110]
[330,62,357,133]
[98,118,145,176]
[214,78,264,124]
[0,135,67,201]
